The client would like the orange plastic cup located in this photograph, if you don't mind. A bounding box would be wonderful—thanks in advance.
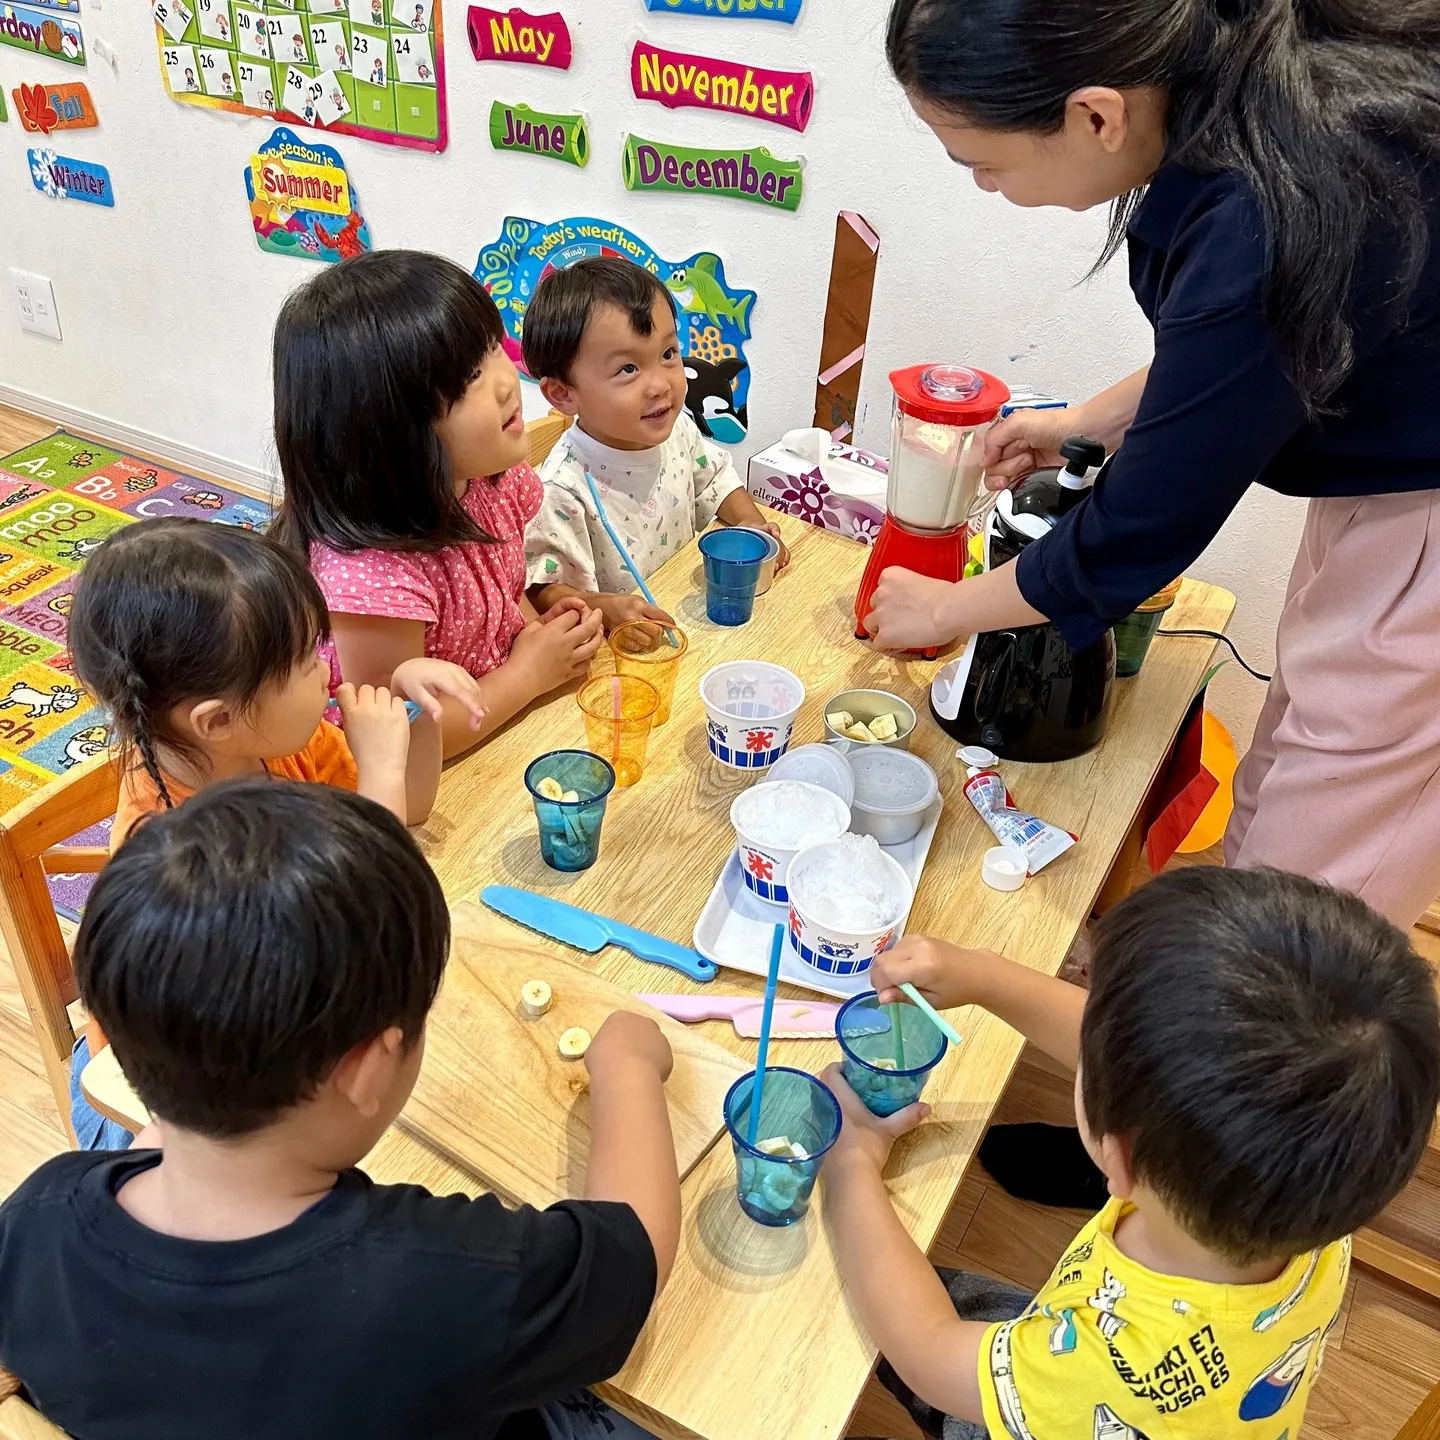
[576,675,659,787]
[609,622,688,726]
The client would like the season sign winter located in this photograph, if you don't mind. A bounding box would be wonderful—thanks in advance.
[29,149,112,206]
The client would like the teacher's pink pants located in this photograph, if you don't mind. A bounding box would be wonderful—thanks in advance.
[1225,490,1440,930]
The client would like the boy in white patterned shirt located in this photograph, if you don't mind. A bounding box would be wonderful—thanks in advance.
[522,256,786,632]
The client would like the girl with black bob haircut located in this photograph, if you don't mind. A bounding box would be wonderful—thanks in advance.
[269,250,604,759]
[869,1,1440,951]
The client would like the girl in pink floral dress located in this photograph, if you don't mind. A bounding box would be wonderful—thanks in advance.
[270,251,603,758]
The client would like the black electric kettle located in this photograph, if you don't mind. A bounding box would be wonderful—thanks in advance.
[928,437,1116,763]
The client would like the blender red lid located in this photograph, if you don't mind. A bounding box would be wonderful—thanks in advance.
[890,364,1010,425]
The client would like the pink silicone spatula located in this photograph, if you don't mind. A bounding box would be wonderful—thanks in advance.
[638,994,839,1039]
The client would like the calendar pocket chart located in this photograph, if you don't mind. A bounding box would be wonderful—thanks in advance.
[152,0,447,150]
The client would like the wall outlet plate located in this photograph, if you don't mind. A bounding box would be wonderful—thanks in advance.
[10,269,61,342]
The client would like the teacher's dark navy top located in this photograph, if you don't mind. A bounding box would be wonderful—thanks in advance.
[1017,160,1440,648]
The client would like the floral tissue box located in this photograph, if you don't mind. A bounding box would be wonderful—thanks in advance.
[745,429,889,546]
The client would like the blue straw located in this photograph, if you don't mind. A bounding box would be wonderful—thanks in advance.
[900,982,964,1047]
[747,924,785,1146]
[581,469,679,648]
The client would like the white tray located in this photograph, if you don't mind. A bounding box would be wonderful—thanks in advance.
[691,796,944,999]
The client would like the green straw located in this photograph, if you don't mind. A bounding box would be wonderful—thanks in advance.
[900,981,963,1047]
[889,1001,906,1069]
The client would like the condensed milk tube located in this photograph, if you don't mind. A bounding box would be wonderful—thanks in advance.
[959,747,1076,874]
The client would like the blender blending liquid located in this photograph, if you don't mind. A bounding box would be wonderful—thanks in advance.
[854,363,1011,654]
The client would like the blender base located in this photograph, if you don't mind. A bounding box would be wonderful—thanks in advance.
[853,514,966,658]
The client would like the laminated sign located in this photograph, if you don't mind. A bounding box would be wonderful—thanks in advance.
[622,133,803,211]
[631,41,812,131]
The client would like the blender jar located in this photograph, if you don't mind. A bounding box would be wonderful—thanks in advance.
[888,365,1011,533]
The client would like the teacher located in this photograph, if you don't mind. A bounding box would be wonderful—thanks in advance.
[869,0,1440,929]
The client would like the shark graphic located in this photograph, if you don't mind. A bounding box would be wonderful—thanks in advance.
[665,255,753,335]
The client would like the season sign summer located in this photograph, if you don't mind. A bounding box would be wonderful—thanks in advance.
[250,145,351,217]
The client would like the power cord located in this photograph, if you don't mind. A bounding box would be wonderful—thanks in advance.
[1157,628,1273,683]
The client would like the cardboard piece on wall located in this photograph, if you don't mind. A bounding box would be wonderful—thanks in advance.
[474,216,756,443]
[630,40,812,132]
[489,100,587,166]
[642,0,801,23]
[622,133,803,212]
[13,80,97,134]
[467,6,570,67]
[28,148,113,205]
[1,5,85,64]
[812,211,880,440]
[244,125,373,262]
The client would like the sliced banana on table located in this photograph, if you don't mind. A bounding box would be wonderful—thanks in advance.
[520,980,552,1018]
[557,1026,591,1059]
[535,776,565,801]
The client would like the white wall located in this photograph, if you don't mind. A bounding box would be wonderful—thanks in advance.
[0,1,1292,745]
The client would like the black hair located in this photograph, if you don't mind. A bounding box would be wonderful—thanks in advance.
[74,779,449,1138]
[1081,867,1440,1264]
[69,518,330,809]
[885,0,1440,414]
[270,250,507,556]
[521,256,675,384]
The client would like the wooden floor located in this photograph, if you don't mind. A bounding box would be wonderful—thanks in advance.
[0,402,1437,1440]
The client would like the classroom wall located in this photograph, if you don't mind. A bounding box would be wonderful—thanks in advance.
[0,0,1292,746]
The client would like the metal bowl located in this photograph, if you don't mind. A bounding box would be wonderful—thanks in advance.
[821,689,917,750]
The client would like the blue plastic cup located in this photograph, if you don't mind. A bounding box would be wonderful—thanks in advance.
[524,750,615,872]
[836,991,947,1117]
[723,1067,842,1226]
[699,528,769,627]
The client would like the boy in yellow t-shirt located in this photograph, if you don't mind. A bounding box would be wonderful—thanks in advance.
[824,868,1440,1440]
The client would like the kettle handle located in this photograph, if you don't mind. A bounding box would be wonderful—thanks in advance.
[972,632,1018,727]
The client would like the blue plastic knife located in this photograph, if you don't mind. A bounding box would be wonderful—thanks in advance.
[480,886,718,983]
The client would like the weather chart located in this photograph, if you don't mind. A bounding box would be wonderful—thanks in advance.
[151,0,447,151]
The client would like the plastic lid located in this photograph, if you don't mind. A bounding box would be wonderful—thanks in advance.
[849,747,939,814]
[982,845,1028,892]
[890,363,1011,427]
[958,745,998,769]
[762,744,856,806]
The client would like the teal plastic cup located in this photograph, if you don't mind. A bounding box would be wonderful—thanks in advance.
[524,750,615,871]
[723,1068,841,1226]
[699,527,769,626]
[836,991,947,1117]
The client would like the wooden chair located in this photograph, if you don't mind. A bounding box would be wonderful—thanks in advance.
[525,409,568,470]
[1354,1124,1440,1300]
[0,754,119,1146]
[1398,1376,1440,1440]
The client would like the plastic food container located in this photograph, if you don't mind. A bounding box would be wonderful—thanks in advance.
[822,688,917,750]
[761,743,856,806]
[731,781,850,906]
[730,527,781,595]
[699,660,805,769]
[847,747,939,844]
[786,836,913,979]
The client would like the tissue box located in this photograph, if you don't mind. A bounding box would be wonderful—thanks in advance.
[747,437,889,547]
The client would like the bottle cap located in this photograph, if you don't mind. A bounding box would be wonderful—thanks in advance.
[982,845,1028,892]
[958,745,998,768]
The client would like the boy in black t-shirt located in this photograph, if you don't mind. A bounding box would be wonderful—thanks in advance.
[0,780,680,1440]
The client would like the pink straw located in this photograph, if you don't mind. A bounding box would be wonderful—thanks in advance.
[610,676,623,765]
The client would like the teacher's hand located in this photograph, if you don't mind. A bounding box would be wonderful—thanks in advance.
[982,407,1078,488]
[867,567,963,652]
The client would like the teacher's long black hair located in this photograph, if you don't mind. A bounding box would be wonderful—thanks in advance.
[886,0,1440,413]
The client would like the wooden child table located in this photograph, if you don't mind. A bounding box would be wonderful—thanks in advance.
[364,509,1235,1440]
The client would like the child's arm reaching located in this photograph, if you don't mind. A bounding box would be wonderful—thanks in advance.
[871,937,1086,1071]
[583,1011,681,1290]
[388,657,486,824]
[331,610,604,761]
[336,682,412,823]
[821,1066,991,1424]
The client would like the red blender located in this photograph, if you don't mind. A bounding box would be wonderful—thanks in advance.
[854,364,1011,655]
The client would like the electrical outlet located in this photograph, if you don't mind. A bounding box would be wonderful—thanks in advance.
[10,270,61,342]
